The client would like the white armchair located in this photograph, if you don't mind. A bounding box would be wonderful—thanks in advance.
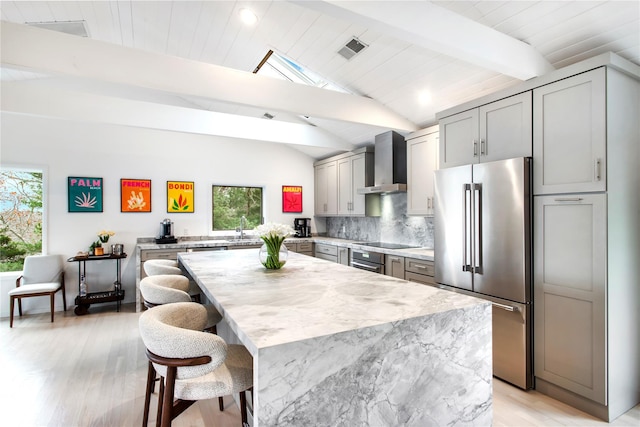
[9,254,66,328]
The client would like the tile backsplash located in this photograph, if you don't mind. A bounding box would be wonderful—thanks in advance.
[325,193,434,248]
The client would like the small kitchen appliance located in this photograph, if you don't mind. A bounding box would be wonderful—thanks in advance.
[155,218,177,244]
[293,218,311,237]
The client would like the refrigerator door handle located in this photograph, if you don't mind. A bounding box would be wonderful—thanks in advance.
[473,183,483,274]
[463,184,472,272]
[492,302,519,312]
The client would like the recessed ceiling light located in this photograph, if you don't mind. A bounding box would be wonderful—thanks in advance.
[418,90,432,106]
[239,8,258,26]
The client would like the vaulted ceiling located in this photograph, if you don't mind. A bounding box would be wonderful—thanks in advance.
[2,1,639,158]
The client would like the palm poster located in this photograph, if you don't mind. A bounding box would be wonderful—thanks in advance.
[68,177,103,212]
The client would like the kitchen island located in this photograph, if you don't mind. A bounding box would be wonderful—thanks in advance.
[178,249,492,426]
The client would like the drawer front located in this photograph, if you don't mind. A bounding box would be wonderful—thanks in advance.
[140,250,181,261]
[315,252,338,263]
[405,258,435,276]
[406,271,437,286]
[297,242,313,252]
[315,243,338,256]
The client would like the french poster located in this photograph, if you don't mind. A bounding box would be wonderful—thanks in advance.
[121,179,151,212]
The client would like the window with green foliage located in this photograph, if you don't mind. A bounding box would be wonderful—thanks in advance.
[212,186,263,231]
[0,168,43,271]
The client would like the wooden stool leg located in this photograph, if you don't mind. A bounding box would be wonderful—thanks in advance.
[143,361,155,427]
[240,390,248,426]
[156,377,164,427]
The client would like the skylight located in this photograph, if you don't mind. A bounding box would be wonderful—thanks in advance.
[255,50,350,94]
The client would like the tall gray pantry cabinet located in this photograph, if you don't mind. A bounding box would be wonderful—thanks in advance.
[533,65,640,421]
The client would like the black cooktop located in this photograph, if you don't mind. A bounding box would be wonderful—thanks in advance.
[355,242,419,250]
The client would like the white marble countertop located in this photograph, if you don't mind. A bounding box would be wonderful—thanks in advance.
[178,249,483,355]
[138,236,434,260]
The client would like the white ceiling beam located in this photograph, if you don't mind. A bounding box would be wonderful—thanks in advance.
[1,81,354,150]
[0,21,418,132]
[294,1,554,80]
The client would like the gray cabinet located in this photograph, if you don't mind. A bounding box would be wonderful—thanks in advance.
[406,126,438,216]
[314,160,337,216]
[289,242,313,256]
[385,255,405,279]
[315,243,348,265]
[315,148,373,217]
[314,243,338,263]
[532,66,640,421]
[404,258,435,286]
[139,249,181,280]
[534,195,606,403]
[439,92,532,168]
[337,152,373,216]
[533,68,606,195]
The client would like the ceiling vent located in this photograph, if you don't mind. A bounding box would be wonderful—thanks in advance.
[27,20,89,37]
[338,37,367,60]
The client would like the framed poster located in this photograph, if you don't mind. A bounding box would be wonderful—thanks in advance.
[167,181,194,213]
[282,185,303,213]
[68,177,103,212]
[121,179,151,212]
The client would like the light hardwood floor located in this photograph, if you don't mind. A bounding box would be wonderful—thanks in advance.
[1,303,638,427]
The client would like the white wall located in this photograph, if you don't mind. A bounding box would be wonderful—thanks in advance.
[0,113,319,318]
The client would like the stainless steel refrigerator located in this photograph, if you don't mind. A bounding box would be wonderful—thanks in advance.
[434,157,532,389]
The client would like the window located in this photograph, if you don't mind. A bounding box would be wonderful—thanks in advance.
[212,185,263,231]
[0,168,43,271]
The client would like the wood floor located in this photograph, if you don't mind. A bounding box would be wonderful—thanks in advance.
[1,303,638,427]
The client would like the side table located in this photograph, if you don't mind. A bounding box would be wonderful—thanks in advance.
[67,253,127,315]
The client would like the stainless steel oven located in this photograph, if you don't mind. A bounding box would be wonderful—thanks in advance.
[351,249,385,274]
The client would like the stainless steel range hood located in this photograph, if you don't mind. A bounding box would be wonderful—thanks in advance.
[357,130,407,194]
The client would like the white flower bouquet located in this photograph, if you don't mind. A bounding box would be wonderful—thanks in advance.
[255,222,294,269]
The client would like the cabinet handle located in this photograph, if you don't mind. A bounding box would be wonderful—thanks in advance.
[427,197,431,209]
[554,197,583,202]
[594,158,601,181]
[473,140,478,157]
[413,264,427,269]
[480,139,486,156]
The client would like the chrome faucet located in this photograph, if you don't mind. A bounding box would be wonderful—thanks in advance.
[237,215,247,239]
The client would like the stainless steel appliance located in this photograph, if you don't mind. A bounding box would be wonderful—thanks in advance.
[357,130,407,194]
[294,218,311,237]
[434,157,532,389]
[155,218,177,244]
[351,248,385,274]
[351,242,419,274]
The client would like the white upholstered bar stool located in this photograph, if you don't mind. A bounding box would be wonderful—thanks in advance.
[139,302,253,427]
[139,275,222,332]
[143,259,182,276]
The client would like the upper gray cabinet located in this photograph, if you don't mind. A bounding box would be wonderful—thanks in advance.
[314,160,337,216]
[406,126,438,216]
[533,68,606,195]
[337,152,372,216]
[315,148,373,217]
[439,92,532,168]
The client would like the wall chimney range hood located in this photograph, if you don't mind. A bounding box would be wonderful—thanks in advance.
[357,130,407,194]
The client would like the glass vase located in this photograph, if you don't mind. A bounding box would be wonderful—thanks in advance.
[259,242,288,269]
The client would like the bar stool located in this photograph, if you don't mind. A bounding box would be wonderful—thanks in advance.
[139,302,253,427]
[143,259,182,276]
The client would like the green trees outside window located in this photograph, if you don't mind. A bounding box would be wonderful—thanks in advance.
[0,169,43,271]
[212,186,263,231]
